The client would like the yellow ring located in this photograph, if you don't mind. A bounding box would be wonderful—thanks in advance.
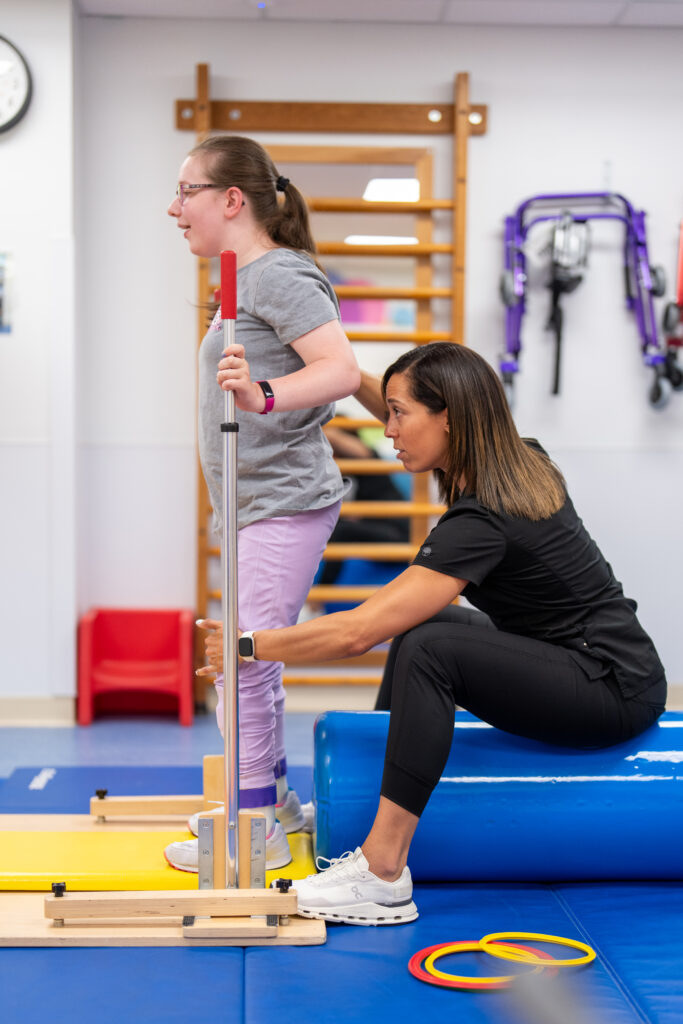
[424,940,545,984]
[479,931,596,968]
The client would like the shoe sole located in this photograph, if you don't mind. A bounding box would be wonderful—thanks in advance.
[296,901,418,926]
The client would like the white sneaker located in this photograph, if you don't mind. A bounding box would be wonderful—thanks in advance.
[276,789,309,834]
[164,838,199,873]
[265,821,292,870]
[300,800,315,834]
[165,822,292,873]
[278,847,418,926]
[188,810,210,837]
[188,791,313,836]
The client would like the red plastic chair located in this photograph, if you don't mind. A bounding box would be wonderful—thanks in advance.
[78,608,195,726]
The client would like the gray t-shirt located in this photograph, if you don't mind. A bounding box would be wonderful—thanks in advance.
[198,248,346,531]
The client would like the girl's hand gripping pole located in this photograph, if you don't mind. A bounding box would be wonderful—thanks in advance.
[220,250,239,889]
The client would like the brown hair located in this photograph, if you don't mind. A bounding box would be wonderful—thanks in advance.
[190,136,316,256]
[382,343,566,520]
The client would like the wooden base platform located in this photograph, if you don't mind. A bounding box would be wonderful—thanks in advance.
[0,892,326,947]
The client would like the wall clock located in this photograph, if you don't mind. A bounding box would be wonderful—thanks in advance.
[0,36,33,134]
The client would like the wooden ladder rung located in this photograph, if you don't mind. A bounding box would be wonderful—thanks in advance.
[329,417,383,430]
[339,501,444,518]
[345,330,451,343]
[307,585,381,602]
[318,242,452,256]
[334,285,451,300]
[308,198,454,213]
[334,459,406,475]
[323,543,417,561]
[285,651,388,668]
[282,672,382,686]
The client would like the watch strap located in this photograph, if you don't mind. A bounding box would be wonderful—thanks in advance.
[256,380,275,414]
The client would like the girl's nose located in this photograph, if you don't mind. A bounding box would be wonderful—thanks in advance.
[167,197,180,217]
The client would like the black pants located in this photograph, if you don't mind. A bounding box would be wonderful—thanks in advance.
[376,606,667,818]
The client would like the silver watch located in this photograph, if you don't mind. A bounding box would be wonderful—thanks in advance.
[238,630,257,661]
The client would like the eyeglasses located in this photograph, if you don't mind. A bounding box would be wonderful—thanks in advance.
[175,183,219,205]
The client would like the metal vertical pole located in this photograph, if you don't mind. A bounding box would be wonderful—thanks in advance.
[220,250,239,889]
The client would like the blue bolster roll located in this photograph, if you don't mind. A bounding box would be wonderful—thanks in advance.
[313,710,683,881]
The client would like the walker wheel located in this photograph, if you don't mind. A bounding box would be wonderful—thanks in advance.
[649,373,672,409]
[500,270,520,308]
[663,302,681,335]
[650,265,667,298]
[665,351,683,391]
[503,378,516,412]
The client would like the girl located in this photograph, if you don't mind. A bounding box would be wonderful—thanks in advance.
[164,136,360,872]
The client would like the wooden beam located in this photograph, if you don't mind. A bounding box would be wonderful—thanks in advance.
[334,285,451,300]
[175,98,487,136]
[323,542,418,561]
[318,242,452,257]
[282,673,382,686]
[344,330,450,343]
[332,459,406,475]
[44,889,297,922]
[328,416,383,430]
[90,794,202,819]
[195,64,211,137]
[340,501,444,517]
[452,72,470,345]
[308,198,452,213]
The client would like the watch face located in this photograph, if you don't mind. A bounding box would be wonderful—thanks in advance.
[238,634,254,658]
[0,37,32,134]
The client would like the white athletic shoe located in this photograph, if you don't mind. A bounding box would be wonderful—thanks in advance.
[277,847,418,926]
[276,789,309,833]
[299,800,315,834]
[165,822,292,873]
[264,821,293,870]
[188,790,313,837]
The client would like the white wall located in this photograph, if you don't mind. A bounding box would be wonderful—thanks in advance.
[2,11,682,710]
[0,0,76,701]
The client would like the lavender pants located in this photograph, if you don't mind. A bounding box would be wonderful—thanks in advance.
[215,501,341,803]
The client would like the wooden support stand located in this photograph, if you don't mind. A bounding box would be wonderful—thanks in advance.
[0,889,326,946]
[73,755,325,946]
[89,754,224,822]
[41,884,325,944]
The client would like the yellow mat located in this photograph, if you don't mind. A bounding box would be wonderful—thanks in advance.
[0,829,315,892]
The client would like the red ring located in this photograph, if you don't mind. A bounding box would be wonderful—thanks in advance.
[408,940,559,990]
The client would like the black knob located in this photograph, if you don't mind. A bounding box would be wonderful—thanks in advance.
[275,878,292,892]
[52,882,66,897]
[95,789,108,800]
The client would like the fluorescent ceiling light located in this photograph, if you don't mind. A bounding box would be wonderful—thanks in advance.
[362,178,420,202]
[344,235,418,246]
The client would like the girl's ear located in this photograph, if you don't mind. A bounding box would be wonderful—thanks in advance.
[223,186,244,219]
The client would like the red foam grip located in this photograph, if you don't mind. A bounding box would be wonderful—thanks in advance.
[220,250,237,320]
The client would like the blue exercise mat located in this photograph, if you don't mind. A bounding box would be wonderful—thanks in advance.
[0,764,313,814]
[245,882,677,1024]
[0,946,244,1024]
[1,883,682,1023]
[556,882,683,1024]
